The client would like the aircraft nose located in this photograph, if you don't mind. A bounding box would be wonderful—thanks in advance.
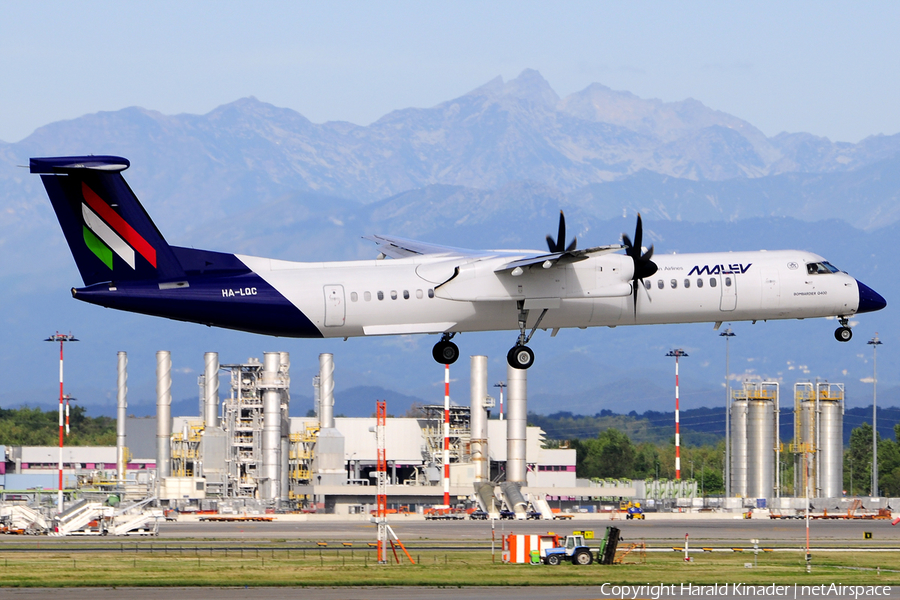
[857,280,887,314]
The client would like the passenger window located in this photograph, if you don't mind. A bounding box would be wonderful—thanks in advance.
[725,277,732,287]
[710,278,717,288]
[350,292,358,302]
[403,290,410,300]
[416,289,423,299]
[390,290,398,300]
[377,291,384,301]
[697,278,703,288]
[428,289,435,298]
[670,279,677,289]
[364,291,371,301]
[684,279,690,289]
[657,280,664,290]
[643,280,651,290]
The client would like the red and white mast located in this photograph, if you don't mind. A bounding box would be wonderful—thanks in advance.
[376,400,387,563]
[442,364,451,507]
[45,332,78,512]
[666,349,688,481]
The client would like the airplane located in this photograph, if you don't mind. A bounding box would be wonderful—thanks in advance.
[31,155,886,370]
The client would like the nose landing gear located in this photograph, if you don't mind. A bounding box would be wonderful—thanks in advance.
[834,317,852,342]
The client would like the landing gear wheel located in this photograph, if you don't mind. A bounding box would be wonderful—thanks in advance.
[507,345,535,370]
[574,550,593,565]
[432,341,459,365]
[834,326,852,342]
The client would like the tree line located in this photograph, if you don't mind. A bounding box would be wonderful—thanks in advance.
[0,406,116,446]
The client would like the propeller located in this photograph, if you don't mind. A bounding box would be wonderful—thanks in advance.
[622,213,658,314]
[546,211,577,253]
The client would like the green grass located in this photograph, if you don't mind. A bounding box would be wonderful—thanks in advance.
[0,546,898,587]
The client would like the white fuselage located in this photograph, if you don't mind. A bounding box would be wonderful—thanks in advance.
[239,249,861,339]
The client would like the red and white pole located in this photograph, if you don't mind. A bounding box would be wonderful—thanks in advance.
[58,340,64,510]
[443,364,451,507]
[46,332,77,512]
[666,349,688,481]
[376,400,387,563]
[675,356,681,480]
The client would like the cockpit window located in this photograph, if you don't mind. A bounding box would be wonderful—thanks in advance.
[807,261,840,275]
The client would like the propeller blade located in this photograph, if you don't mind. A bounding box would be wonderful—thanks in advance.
[633,213,643,253]
[632,281,638,315]
[556,211,566,254]
[547,210,576,253]
[624,213,658,316]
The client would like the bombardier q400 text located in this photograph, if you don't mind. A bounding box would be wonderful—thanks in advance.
[32,156,886,369]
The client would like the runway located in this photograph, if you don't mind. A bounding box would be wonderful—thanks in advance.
[0,516,895,551]
[147,516,900,547]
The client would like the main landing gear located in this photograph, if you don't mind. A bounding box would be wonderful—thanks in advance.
[506,301,547,370]
[432,333,460,365]
[834,317,852,342]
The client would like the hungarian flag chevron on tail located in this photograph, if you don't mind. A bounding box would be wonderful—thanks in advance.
[30,156,185,286]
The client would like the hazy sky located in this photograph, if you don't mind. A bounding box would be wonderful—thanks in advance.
[2,1,899,144]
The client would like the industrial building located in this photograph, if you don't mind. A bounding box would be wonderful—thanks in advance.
[2,350,638,522]
[1,351,895,532]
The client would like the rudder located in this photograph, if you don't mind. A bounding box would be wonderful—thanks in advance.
[31,156,185,286]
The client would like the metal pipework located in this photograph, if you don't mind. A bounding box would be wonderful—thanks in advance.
[116,351,127,486]
[261,352,282,500]
[506,363,527,484]
[319,353,335,429]
[470,355,488,483]
[156,351,172,480]
[280,352,291,503]
[203,352,219,428]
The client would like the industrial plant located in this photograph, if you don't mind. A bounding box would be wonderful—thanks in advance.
[0,350,894,535]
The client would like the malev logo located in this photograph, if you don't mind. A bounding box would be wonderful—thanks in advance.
[80,182,156,270]
[688,263,752,276]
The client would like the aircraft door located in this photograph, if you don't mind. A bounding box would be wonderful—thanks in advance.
[719,273,737,311]
[323,285,346,327]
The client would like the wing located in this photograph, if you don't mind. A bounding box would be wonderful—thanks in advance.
[363,234,488,259]
[495,244,624,272]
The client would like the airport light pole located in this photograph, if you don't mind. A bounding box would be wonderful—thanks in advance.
[666,349,688,480]
[45,332,78,512]
[494,382,506,421]
[868,334,882,497]
[719,328,735,496]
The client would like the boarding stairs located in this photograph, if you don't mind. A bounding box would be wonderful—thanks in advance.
[474,482,500,519]
[529,494,556,520]
[110,497,162,536]
[1,505,49,533]
[111,510,161,536]
[49,500,108,536]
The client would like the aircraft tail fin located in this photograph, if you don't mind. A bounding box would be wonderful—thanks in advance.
[31,156,185,286]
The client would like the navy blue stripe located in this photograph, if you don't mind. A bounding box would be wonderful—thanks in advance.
[73,273,322,338]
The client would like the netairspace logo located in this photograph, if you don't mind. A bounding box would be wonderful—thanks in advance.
[598,583,892,599]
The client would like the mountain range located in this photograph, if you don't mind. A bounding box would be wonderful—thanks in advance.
[0,69,897,422]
